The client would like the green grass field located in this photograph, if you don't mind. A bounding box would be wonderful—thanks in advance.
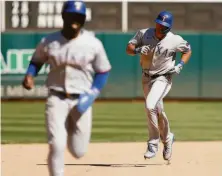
[1,101,222,144]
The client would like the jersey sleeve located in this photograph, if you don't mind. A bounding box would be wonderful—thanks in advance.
[176,36,191,53]
[31,38,48,64]
[128,30,143,47]
[92,40,112,73]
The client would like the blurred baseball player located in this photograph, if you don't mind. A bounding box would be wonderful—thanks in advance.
[126,11,192,161]
[22,1,111,176]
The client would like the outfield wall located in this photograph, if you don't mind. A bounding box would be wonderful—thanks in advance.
[1,32,222,99]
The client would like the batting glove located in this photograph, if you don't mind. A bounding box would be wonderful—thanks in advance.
[141,45,151,55]
[77,88,100,114]
[168,61,184,75]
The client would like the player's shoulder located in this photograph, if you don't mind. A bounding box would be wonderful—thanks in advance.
[138,27,154,35]
[169,32,185,41]
[134,28,155,40]
[81,29,95,37]
[81,31,103,47]
[39,31,62,46]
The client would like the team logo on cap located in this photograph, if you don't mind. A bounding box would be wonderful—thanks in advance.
[162,15,168,22]
[74,1,82,10]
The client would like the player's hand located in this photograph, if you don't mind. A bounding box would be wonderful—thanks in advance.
[141,45,151,55]
[22,75,34,90]
[77,88,100,114]
[168,63,183,75]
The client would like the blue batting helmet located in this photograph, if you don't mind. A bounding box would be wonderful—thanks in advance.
[155,11,173,28]
[62,0,86,16]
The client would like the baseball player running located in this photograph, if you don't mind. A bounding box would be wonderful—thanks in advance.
[126,11,192,161]
[22,1,111,176]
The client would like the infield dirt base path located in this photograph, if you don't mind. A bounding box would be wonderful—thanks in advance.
[2,142,222,176]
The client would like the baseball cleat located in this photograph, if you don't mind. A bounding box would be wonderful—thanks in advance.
[144,143,158,159]
[163,133,175,161]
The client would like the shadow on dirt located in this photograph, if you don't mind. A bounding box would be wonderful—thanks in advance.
[37,163,163,167]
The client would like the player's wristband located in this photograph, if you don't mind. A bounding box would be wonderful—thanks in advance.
[179,61,185,66]
[26,62,43,77]
[134,47,141,54]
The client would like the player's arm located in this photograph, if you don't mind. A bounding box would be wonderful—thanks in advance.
[177,38,192,66]
[180,49,192,65]
[169,37,192,75]
[22,38,48,90]
[126,30,143,56]
[91,41,111,92]
[77,40,111,114]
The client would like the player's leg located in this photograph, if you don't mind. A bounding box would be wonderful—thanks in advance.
[157,99,175,161]
[143,75,158,143]
[142,75,159,159]
[143,76,172,159]
[66,100,92,159]
[156,83,171,143]
[157,100,170,142]
[45,93,69,176]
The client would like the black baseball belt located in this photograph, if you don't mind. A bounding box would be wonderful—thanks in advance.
[142,71,171,79]
[49,89,80,99]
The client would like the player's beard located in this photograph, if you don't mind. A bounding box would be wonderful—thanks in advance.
[155,29,165,40]
[62,23,82,40]
[61,12,86,39]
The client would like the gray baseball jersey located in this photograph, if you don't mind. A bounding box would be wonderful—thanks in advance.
[129,28,191,75]
[129,28,192,150]
[31,30,111,94]
[32,30,111,176]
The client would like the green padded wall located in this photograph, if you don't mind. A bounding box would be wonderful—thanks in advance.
[1,32,222,99]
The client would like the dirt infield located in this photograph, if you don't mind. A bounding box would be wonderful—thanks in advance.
[2,142,222,176]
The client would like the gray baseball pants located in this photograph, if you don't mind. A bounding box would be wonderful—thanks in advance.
[45,91,92,176]
[142,74,172,145]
